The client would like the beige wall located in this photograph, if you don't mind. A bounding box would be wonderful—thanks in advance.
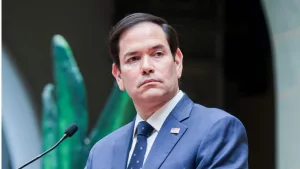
[262,0,300,168]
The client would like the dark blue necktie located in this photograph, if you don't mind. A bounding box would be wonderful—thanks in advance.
[127,121,154,169]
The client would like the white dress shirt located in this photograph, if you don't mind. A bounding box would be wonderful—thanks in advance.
[127,90,184,166]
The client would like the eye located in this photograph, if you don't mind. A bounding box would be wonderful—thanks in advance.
[127,56,139,63]
[153,51,164,57]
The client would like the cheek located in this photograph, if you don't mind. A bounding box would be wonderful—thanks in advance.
[160,63,177,82]
[168,62,178,76]
[122,69,139,88]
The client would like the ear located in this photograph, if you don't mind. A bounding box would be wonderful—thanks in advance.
[112,63,125,91]
[174,48,183,78]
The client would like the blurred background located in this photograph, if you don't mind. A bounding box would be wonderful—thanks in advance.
[2,0,300,169]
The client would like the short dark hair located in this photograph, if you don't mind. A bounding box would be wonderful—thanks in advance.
[108,13,179,69]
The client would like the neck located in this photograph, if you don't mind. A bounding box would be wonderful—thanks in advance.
[134,100,168,120]
[134,90,179,120]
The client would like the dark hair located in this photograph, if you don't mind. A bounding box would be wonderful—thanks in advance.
[108,13,179,69]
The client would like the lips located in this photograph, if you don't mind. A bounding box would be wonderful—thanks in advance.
[140,79,160,87]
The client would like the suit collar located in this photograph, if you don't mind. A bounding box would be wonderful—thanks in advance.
[112,122,134,169]
[170,93,194,122]
[143,93,194,169]
[134,90,185,135]
[111,93,194,169]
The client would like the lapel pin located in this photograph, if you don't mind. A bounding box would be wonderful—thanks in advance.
[170,128,180,134]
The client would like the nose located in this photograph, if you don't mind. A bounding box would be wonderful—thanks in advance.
[141,56,154,75]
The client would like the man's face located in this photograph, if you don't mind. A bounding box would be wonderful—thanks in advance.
[112,22,183,103]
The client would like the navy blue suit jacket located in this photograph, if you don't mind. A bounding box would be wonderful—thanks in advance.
[85,94,248,169]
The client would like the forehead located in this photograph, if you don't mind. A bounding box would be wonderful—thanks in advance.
[119,22,169,55]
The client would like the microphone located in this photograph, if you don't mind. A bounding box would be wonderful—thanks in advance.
[18,123,78,169]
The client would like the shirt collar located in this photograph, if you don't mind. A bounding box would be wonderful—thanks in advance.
[133,90,184,137]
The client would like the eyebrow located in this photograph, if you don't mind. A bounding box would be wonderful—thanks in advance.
[123,44,166,59]
[124,51,139,59]
[151,44,165,51]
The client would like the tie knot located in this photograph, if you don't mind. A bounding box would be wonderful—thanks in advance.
[137,121,153,137]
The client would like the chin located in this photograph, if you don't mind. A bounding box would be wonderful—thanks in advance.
[139,88,167,101]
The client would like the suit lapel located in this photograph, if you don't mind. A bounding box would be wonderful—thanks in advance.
[143,94,194,169]
[112,122,134,169]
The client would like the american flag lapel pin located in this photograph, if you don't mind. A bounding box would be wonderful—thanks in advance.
[170,128,180,134]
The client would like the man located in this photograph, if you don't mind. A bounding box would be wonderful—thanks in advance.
[85,13,248,169]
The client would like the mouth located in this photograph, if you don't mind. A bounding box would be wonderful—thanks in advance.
[140,79,161,87]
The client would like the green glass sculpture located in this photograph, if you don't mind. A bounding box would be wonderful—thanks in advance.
[41,35,136,169]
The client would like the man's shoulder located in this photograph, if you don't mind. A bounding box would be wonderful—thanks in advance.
[90,121,133,151]
[85,122,134,167]
[189,102,243,128]
[178,93,234,120]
